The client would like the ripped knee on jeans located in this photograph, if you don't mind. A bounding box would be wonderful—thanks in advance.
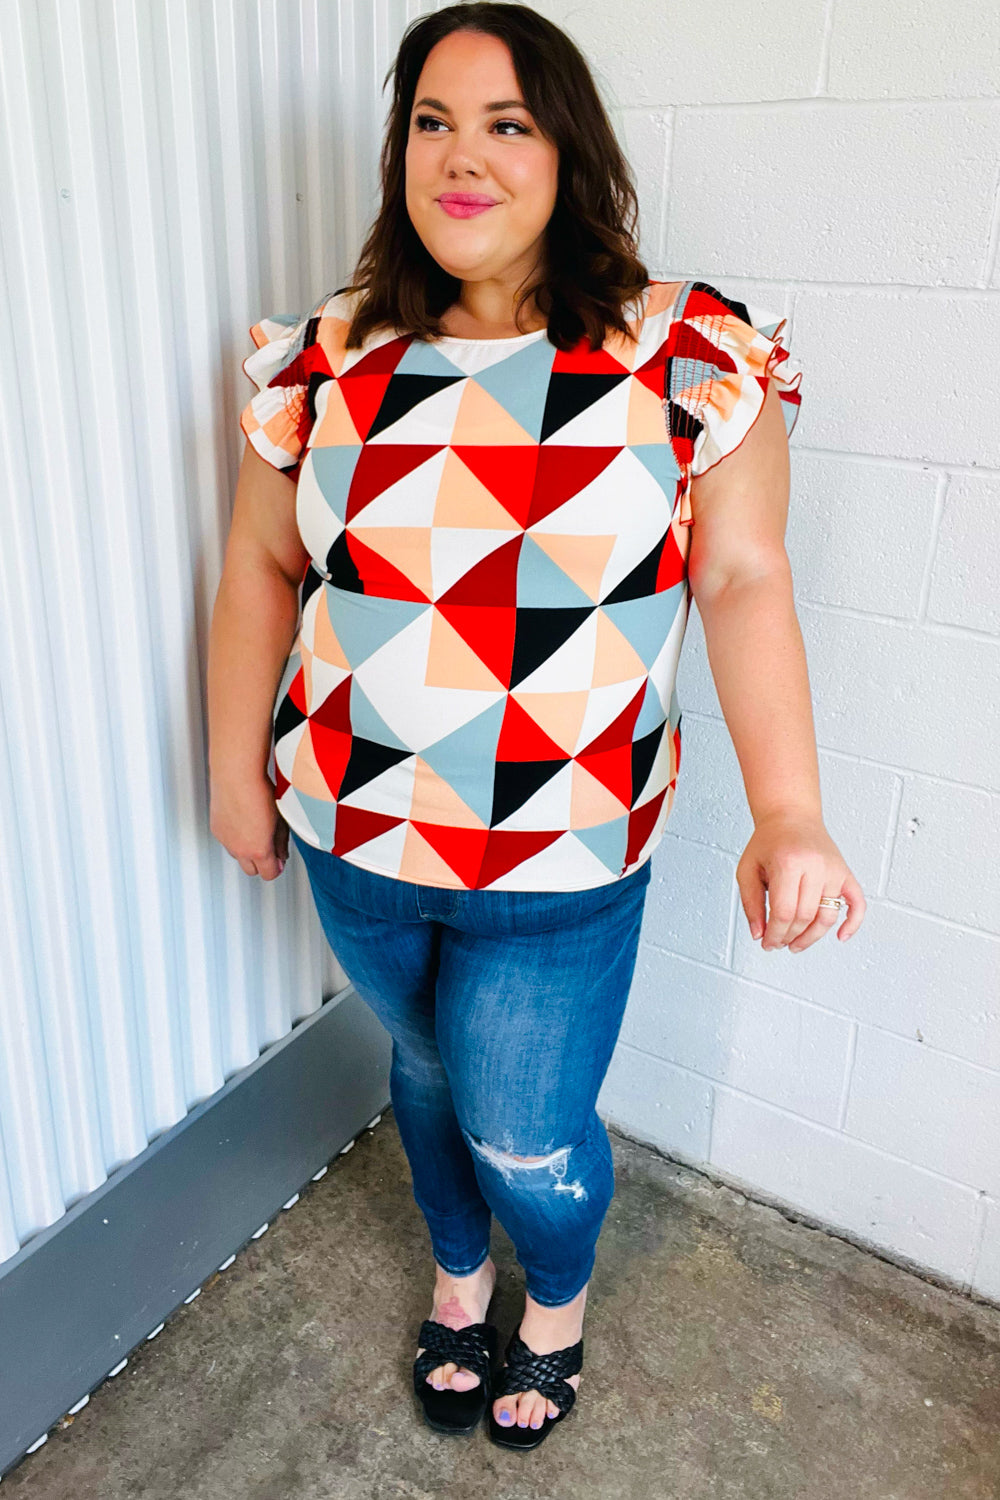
[464,1131,588,1199]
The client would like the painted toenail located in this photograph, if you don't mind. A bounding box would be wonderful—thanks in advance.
[499,1411,513,1423]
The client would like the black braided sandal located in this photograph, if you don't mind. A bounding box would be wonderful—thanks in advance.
[487,1322,584,1451]
[412,1316,499,1435]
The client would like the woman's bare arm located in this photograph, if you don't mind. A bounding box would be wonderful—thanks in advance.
[685,382,865,949]
[206,439,310,878]
[686,381,821,823]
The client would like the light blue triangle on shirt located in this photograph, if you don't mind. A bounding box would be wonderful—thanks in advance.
[601,585,685,670]
[291,788,338,849]
[419,697,507,828]
[630,440,682,493]
[468,341,557,441]
[634,678,668,737]
[348,679,411,751]
[572,817,629,876]
[325,585,430,670]
[309,445,364,526]
[517,534,596,609]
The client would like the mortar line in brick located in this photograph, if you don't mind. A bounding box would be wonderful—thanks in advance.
[836,1021,859,1130]
[964,1190,992,1292]
[659,106,676,259]
[815,0,836,96]
[796,596,1000,641]
[675,710,999,796]
[634,946,1000,1069]
[612,1040,988,1192]
[877,776,906,896]
[915,473,951,625]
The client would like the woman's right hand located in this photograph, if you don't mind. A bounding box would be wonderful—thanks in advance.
[209,769,289,880]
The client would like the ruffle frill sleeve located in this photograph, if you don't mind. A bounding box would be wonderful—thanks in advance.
[665,280,804,525]
[239,307,318,477]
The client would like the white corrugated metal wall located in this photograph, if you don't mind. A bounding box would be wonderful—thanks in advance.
[0,0,424,1267]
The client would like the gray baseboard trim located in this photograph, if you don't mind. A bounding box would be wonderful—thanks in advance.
[0,987,392,1480]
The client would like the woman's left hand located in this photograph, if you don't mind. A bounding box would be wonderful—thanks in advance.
[736,811,866,952]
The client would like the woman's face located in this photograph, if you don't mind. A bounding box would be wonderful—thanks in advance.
[404,30,559,290]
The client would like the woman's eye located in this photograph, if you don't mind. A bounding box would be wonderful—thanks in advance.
[414,114,528,136]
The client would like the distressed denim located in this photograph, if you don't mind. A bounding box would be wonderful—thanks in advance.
[290,830,652,1308]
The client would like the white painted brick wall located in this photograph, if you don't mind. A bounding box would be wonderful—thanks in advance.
[558,0,1000,1297]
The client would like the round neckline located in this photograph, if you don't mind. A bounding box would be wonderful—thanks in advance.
[431,326,549,345]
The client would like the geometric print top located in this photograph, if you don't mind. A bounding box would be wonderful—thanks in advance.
[239,278,803,891]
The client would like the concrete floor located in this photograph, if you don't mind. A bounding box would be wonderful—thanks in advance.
[6,1115,1000,1500]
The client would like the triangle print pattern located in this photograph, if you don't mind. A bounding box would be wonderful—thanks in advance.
[241,278,804,891]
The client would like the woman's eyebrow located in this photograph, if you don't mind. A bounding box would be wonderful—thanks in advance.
[413,97,529,113]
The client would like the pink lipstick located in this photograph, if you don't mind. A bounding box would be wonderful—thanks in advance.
[437,193,499,219]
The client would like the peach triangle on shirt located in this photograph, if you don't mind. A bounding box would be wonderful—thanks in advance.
[528,531,615,604]
[399,823,473,886]
[570,760,632,826]
[451,378,539,447]
[312,375,365,446]
[451,446,541,530]
[593,608,648,686]
[433,449,525,531]
[348,526,434,600]
[425,609,507,691]
[411,821,491,888]
[508,689,589,756]
[409,758,488,828]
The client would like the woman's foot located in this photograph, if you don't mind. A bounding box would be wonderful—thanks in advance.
[492,1282,586,1430]
[417,1255,497,1393]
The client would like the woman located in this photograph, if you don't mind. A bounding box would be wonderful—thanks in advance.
[208,1,865,1453]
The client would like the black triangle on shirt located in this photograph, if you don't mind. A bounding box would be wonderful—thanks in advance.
[306,371,334,426]
[688,281,752,326]
[509,605,595,689]
[301,562,325,609]
[665,397,703,445]
[274,692,307,745]
[365,374,465,441]
[338,738,413,801]
[602,529,671,603]
[326,531,364,592]
[540,372,631,443]
[631,720,668,808]
[490,758,567,828]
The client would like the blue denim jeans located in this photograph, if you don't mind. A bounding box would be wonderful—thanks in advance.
[290,831,652,1308]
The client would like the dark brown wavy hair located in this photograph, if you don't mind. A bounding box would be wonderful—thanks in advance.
[336,1,650,352]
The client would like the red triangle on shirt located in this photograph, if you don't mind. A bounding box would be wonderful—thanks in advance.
[476,829,566,889]
[551,341,631,375]
[525,447,622,527]
[411,822,490,889]
[287,665,308,715]
[496,695,568,762]
[625,786,668,867]
[346,444,445,523]
[579,686,646,756]
[344,533,432,602]
[656,525,687,590]
[451,446,540,530]
[333,804,406,859]
[308,722,353,799]
[437,534,523,608]
[308,676,353,732]
[574,743,633,805]
[435,602,516,684]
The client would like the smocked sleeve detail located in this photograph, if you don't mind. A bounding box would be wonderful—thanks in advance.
[239,305,321,476]
[664,280,804,525]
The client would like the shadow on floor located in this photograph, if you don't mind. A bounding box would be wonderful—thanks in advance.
[5,1114,1000,1499]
